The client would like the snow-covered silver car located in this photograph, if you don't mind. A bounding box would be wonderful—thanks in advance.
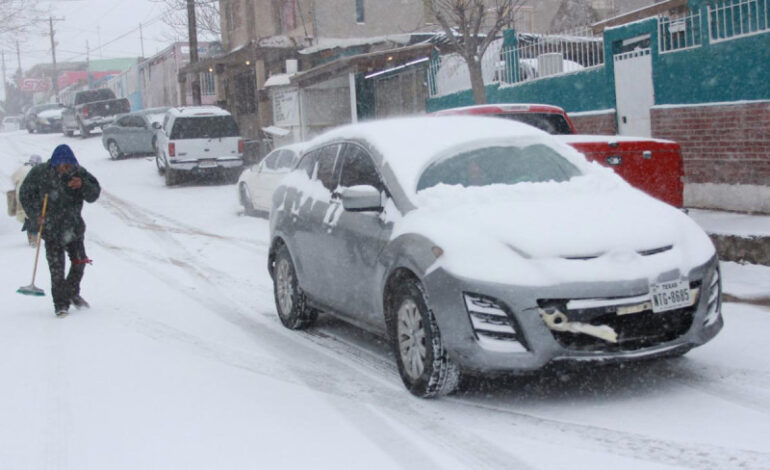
[268,116,723,398]
[237,143,304,216]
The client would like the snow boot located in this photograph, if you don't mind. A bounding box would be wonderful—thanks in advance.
[71,295,90,309]
[55,307,69,317]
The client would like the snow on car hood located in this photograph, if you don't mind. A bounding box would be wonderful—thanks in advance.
[38,108,63,119]
[394,175,715,286]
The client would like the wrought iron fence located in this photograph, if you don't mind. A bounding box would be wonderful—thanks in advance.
[708,0,769,42]
[659,10,703,53]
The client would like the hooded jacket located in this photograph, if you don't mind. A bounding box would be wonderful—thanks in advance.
[19,159,100,243]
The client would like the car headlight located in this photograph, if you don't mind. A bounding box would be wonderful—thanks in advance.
[463,293,528,352]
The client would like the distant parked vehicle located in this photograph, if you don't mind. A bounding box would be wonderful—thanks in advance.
[1,115,22,132]
[155,106,244,186]
[237,143,304,216]
[24,103,65,133]
[101,107,170,159]
[61,88,131,138]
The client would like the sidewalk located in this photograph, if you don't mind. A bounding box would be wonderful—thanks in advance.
[688,209,770,305]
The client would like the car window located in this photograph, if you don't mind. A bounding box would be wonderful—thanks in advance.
[128,116,147,128]
[499,113,573,135]
[298,144,341,191]
[339,144,383,191]
[262,151,282,171]
[417,144,582,191]
[276,150,298,170]
[170,116,240,140]
[116,116,132,127]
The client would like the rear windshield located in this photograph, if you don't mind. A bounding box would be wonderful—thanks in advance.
[75,89,116,104]
[498,113,573,135]
[417,144,581,191]
[170,116,240,140]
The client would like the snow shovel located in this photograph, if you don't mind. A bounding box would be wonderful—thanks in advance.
[17,194,48,296]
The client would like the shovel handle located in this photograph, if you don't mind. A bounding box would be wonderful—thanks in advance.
[29,194,48,286]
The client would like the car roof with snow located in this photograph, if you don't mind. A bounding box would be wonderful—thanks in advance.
[167,106,231,118]
[306,115,581,193]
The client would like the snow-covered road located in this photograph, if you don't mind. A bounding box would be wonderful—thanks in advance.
[1,130,769,469]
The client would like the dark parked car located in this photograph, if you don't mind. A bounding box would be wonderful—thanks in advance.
[101,107,170,159]
[268,116,722,398]
[24,103,65,133]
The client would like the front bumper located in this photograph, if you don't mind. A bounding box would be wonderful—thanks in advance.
[168,157,243,171]
[422,258,722,374]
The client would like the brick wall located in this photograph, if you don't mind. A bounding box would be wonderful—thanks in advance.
[651,102,770,186]
[568,110,618,135]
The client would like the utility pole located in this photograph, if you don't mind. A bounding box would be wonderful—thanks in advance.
[48,17,65,101]
[139,23,145,58]
[2,51,7,102]
[187,0,201,105]
[16,41,22,81]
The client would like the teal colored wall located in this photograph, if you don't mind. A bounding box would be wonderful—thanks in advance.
[426,68,612,113]
[426,7,770,112]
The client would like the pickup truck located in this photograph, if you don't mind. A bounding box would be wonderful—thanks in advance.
[433,104,684,208]
[61,88,130,138]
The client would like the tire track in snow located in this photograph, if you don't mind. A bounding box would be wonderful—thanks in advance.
[91,180,769,469]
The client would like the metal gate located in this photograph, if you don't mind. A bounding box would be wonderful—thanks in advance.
[613,47,654,137]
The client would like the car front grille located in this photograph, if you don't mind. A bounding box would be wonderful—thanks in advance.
[539,282,700,352]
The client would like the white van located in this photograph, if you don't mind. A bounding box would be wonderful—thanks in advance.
[155,106,244,186]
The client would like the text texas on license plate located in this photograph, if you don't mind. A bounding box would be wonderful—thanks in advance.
[650,279,691,312]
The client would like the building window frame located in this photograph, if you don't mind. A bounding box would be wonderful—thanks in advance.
[356,0,365,24]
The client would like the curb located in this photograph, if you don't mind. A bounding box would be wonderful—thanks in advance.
[709,234,770,266]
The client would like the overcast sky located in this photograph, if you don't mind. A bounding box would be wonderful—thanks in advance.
[14,0,197,72]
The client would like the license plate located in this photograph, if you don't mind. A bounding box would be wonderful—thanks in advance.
[650,280,691,313]
[198,159,217,168]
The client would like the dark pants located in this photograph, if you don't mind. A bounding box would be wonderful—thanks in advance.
[44,239,87,311]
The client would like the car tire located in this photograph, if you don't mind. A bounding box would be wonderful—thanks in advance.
[239,183,259,216]
[156,154,166,175]
[107,140,122,160]
[164,167,179,186]
[388,279,460,398]
[273,245,318,330]
[79,120,90,138]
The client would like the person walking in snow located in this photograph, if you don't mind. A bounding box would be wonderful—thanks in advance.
[19,144,101,317]
[10,154,43,246]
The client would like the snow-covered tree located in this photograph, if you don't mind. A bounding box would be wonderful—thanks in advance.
[428,0,524,104]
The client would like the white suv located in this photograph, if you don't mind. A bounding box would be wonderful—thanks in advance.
[155,106,244,186]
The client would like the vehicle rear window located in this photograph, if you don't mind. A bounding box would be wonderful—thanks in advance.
[170,116,240,140]
[417,144,581,191]
[498,113,573,135]
[75,89,116,104]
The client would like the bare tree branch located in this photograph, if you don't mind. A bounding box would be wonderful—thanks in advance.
[429,0,524,103]
[148,0,220,43]
[0,0,48,48]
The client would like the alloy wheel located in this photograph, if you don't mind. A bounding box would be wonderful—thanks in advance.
[275,258,294,316]
[397,298,427,380]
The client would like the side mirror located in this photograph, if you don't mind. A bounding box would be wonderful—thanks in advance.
[151,122,162,130]
[341,185,383,212]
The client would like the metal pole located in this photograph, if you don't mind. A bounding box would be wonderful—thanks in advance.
[187,0,201,105]
[50,17,59,101]
[2,50,6,102]
[140,23,145,58]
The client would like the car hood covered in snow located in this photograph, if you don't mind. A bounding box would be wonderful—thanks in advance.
[393,176,715,287]
[37,108,64,119]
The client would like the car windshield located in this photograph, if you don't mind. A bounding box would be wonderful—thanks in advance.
[417,144,581,191]
[170,116,240,139]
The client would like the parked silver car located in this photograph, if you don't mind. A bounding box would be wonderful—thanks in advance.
[101,107,170,159]
[268,116,723,398]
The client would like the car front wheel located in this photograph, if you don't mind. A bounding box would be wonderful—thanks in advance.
[273,245,317,330]
[107,140,122,160]
[389,280,459,398]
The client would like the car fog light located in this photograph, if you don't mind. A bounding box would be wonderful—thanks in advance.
[463,293,527,352]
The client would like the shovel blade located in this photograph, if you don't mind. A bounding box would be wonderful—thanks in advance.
[17,284,45,296]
